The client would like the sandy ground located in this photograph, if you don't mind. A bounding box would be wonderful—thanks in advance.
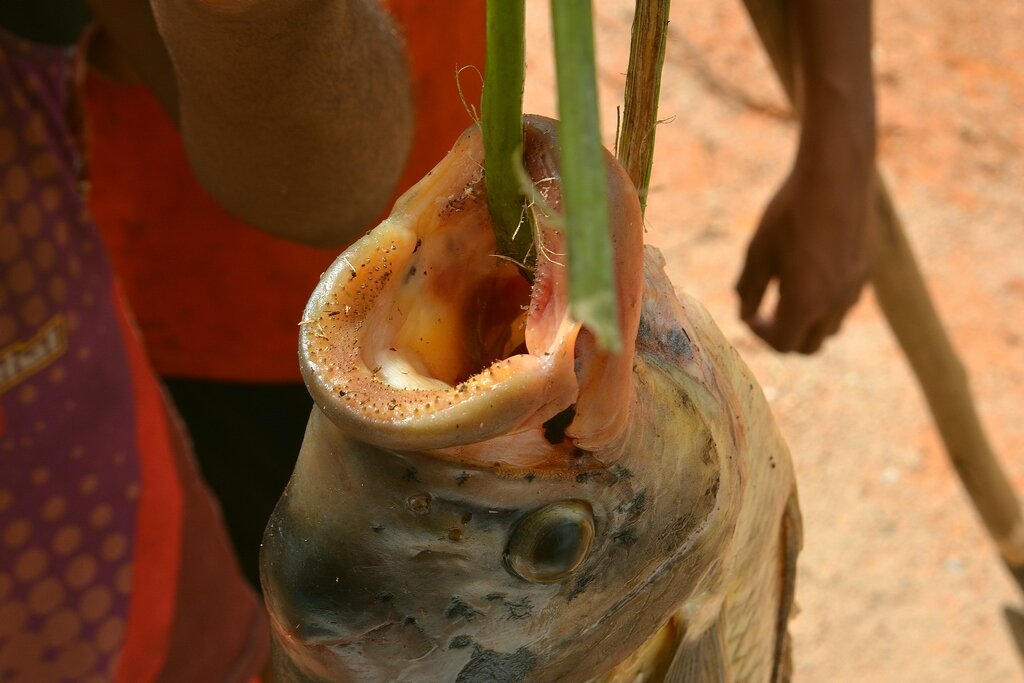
[521,1,1024,680]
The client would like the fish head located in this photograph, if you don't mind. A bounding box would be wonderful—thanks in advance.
[262,116,741,682]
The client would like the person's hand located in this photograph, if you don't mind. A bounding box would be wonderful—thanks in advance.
[145,0,412,246]
[736,138,876,354]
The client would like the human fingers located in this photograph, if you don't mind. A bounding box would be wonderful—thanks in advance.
[749,307,814,354]
[736,242,774,323]
[798,315,836,355]
[754,281,822,353]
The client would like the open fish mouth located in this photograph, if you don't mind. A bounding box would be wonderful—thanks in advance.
[299,117,642,469]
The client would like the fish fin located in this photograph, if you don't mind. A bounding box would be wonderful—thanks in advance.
[662,612,729,683]
[771,492,803,683]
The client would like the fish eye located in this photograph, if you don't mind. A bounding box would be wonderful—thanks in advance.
[505,500,594,583]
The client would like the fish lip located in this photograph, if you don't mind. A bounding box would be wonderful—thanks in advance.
[299,228,579,455]
[298,124,581,459]
[298,115,644,459]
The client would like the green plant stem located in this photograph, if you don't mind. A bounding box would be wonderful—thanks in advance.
[551,0,621,351]
[482,0,531,267]
[618,0,672,214]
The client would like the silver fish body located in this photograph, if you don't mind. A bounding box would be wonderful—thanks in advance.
[261,117,800,682]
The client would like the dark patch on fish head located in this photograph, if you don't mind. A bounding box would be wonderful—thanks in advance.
[502,596,534,620]
[455,646,537,683]
[636,312,694,365]
[665,326,694,360]
[444,596,484,622]
[636,313,656,349]
[612,529,639,547]
[567,569,599,601]
[449,634,473,650]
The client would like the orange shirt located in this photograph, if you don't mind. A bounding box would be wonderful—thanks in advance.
[84,0,485,382]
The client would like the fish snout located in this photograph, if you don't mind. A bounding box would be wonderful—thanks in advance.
[261,503,436,678]
[261,513,392,639]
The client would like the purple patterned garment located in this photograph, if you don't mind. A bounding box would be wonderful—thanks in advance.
[0,28,139,681]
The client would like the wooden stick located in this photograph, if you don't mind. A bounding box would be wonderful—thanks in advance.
[872,184,1024,571]
[741,0,1024,576]
[618,0,672,214]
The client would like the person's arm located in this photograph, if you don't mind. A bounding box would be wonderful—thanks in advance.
[82,0,179,119]
[87,0,413,247]
[735,0,876,354]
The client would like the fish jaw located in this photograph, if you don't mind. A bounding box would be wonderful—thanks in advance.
[298,116,643,467]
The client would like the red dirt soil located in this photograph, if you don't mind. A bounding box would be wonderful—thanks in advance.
[519,2,1023,680]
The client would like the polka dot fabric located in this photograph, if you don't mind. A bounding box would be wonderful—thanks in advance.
[0,27,268,683]
[0,29,139,683]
